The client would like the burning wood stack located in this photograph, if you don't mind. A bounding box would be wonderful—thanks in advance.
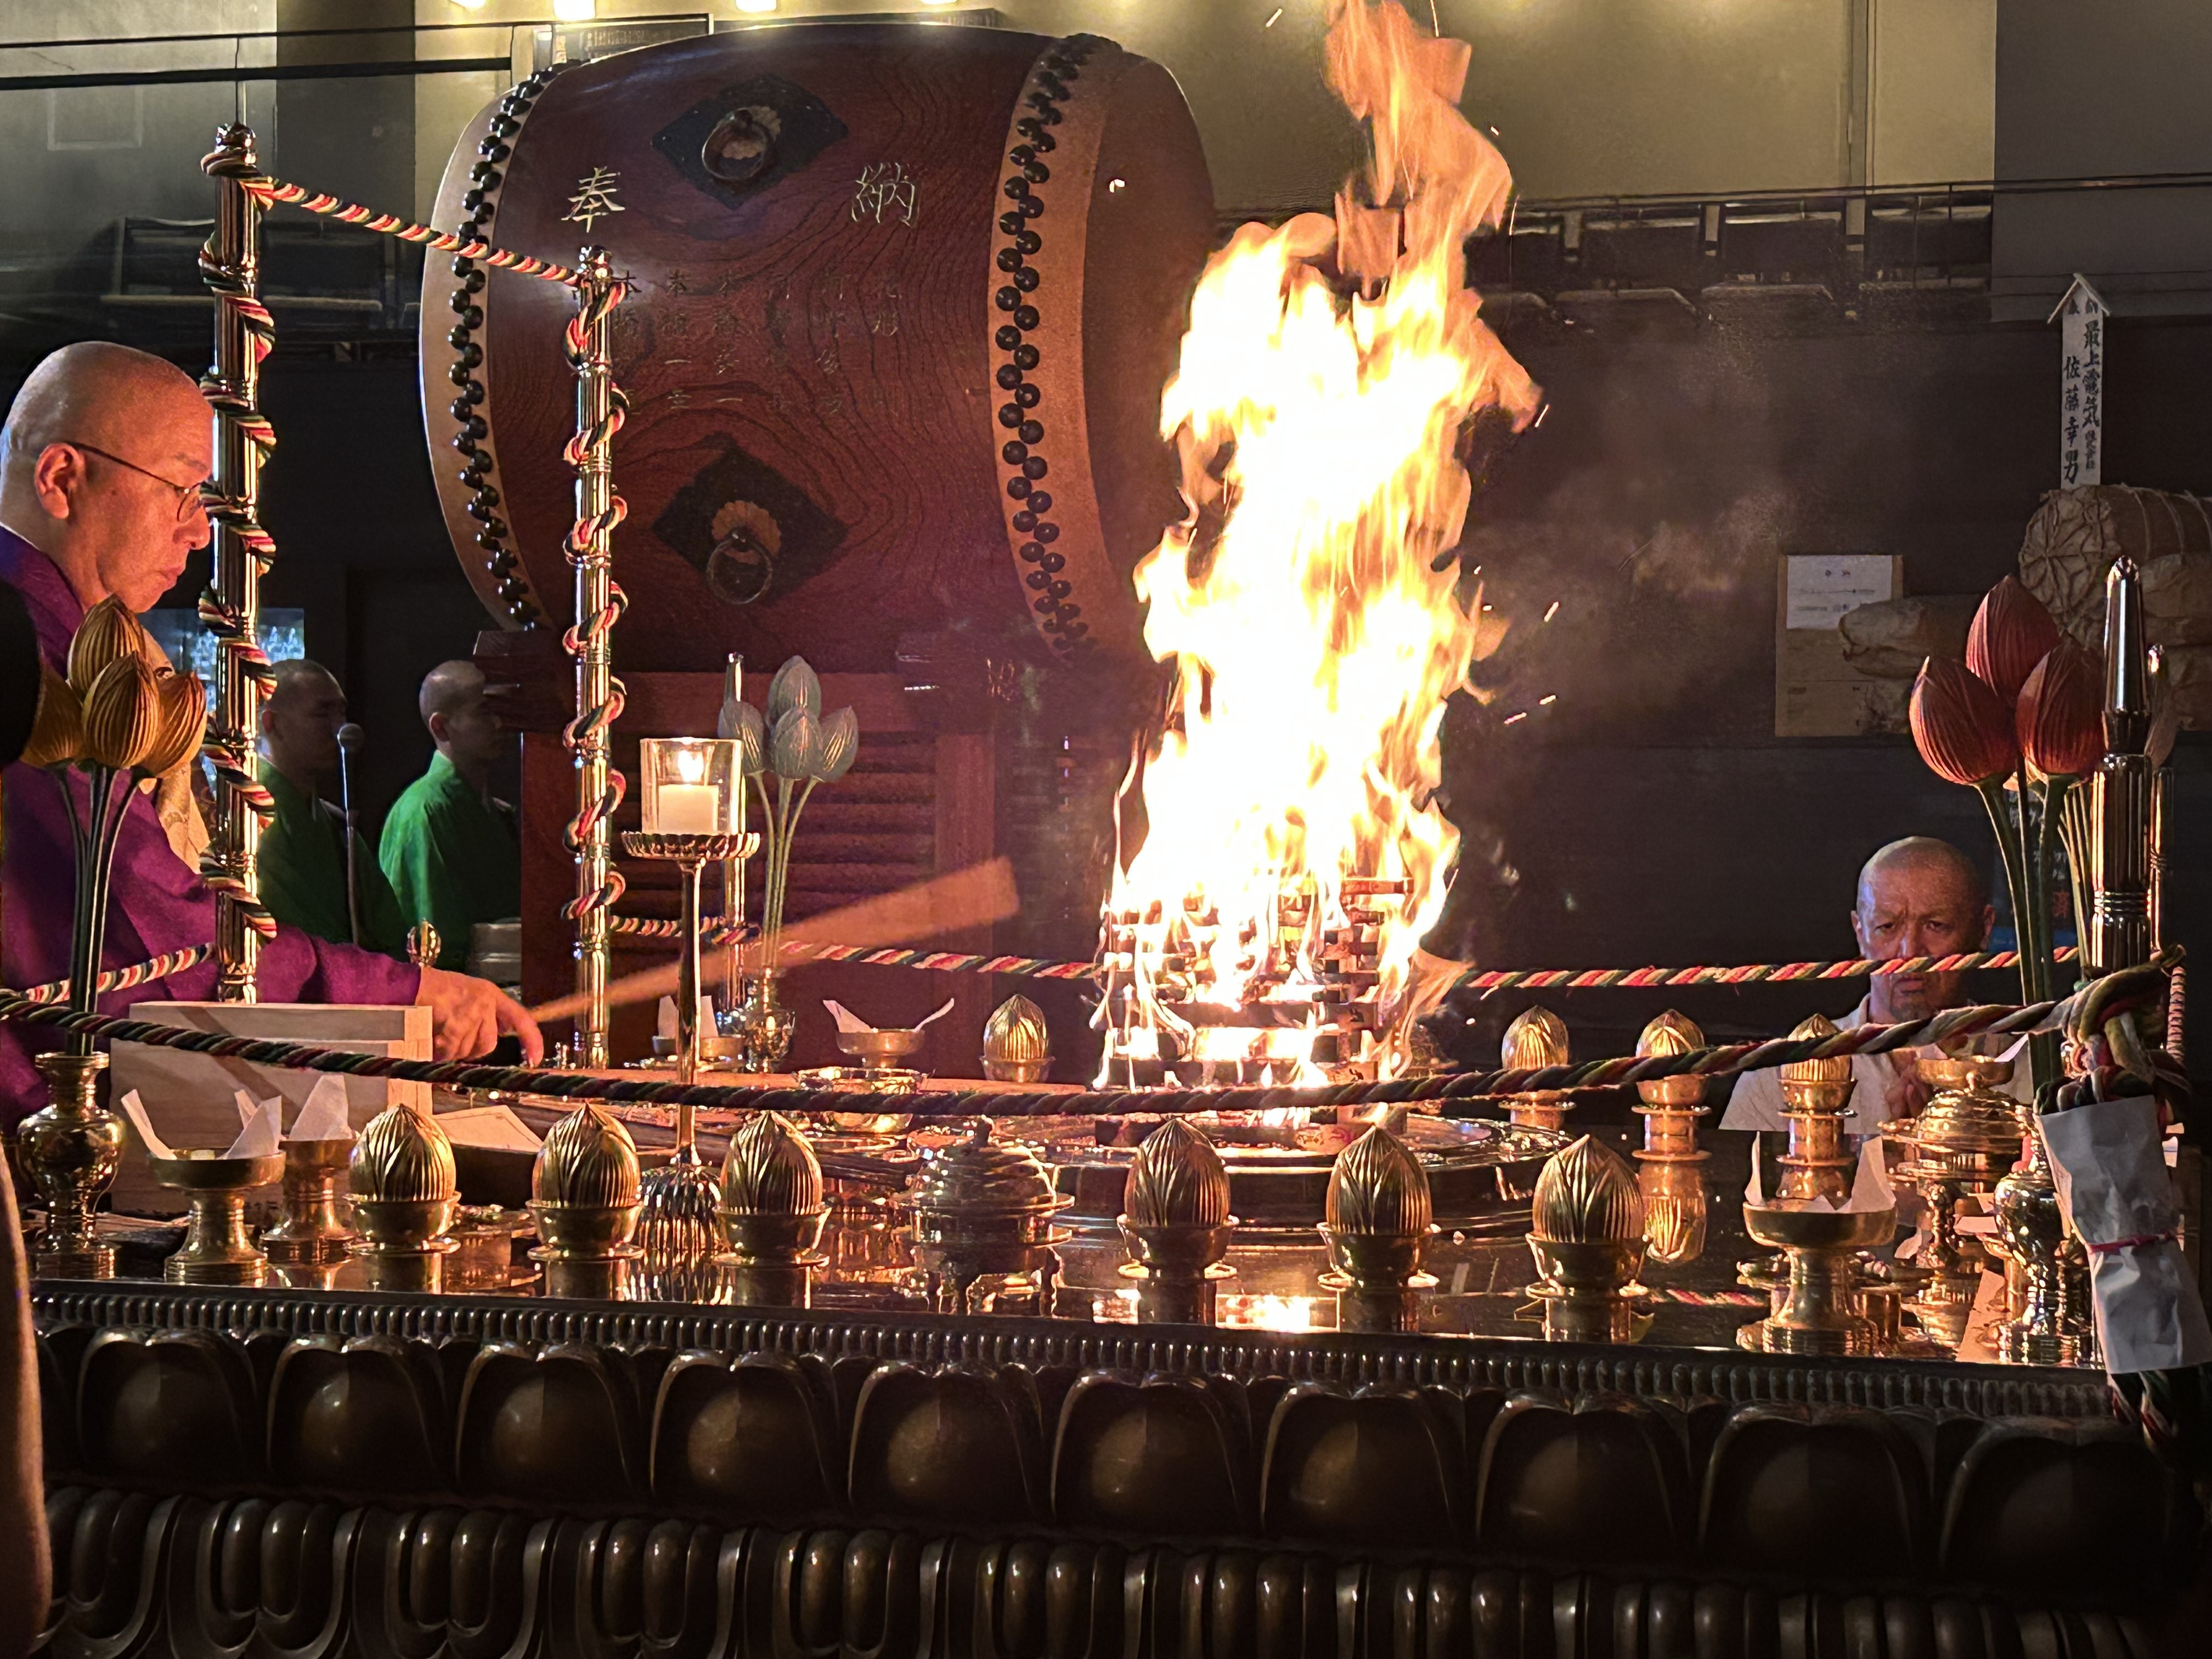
[1095,0,1538,1087]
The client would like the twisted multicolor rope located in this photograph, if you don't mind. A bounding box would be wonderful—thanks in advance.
[0,965,2160,1121]
[245,177,580,285]
[1449,947,2076,997]
[15,946,214,1007]
[560,267,631,933]
[196,132,281,953]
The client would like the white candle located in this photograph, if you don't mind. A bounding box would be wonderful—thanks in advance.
[655,782,723,834]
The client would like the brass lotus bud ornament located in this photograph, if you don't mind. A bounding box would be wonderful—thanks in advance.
[1632,1009,1710,1264]
[348,1102,459,1291]
[1318,1124,1436,1333]
[716,1111,829,1307]
[1526,1136,1650,1344]
[1500,1005,1572,1130]
[529,1102,643,1299]
[1118,1116,1235,1324]
[982,994,1052,1082]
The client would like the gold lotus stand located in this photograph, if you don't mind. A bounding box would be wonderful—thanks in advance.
[623,830,759,1301]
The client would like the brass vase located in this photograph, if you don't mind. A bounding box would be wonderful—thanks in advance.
[732,971,795,1073]
[1987,1107,2097,1365]
[1881,1052,2023,1350]
[19,1050,125,1278]
[152,1149,285,1286]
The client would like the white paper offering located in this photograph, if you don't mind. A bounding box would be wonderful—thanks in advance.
[435,1104,543,1153]
[233,1088,258,1128]
[2042,1095,2212,1373]
[1847,1136,1895,1212]
[657,996,678,1042]
[117,1090,174,1161]
[823,998,956,1035]
[224,1093,283,1159]
[288,1074,353,1143]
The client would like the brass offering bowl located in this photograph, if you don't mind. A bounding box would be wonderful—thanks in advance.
[834,1028,925,1068]
[1737,1203,1897,1357]
[151,1148,287,1286]
[261,1137,356,1267]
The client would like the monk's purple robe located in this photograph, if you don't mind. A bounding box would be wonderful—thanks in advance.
[0,531,419,1125]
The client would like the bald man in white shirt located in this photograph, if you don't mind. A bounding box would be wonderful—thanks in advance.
[1722,837,2020,1133]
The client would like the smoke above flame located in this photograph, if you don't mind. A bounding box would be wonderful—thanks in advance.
[1104,0,1538,1066]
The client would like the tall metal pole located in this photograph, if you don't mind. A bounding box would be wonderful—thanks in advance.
[2089,556,2153,978]
[199,124,278,1001]
[563,248,629,1068]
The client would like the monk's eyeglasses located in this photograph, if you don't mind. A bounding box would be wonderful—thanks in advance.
[67,441,208,524]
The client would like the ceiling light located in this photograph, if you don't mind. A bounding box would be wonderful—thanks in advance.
[918,1,961,7]
[553,0,596,19]
[734,0,777,10]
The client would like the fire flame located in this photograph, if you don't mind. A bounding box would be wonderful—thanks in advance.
[1103,0,1538,1074]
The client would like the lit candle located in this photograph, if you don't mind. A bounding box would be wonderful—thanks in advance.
[648,740,730,834]
[655,783,723,834]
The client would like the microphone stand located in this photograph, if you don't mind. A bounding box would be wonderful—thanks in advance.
[337,723,364,947]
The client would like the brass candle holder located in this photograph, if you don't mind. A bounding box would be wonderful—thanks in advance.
[1118,1117,1236,1325]
[1737,1012,1860,1310]
[983,994,1053,1084]
[716,1111,829,1308]
[1736,1201,1895,1356]
[1881,1052,2024,1350]
[261,1138,357,1268]
[19,1050,125,1278]
[623,827,757,1303]
[1632,1010,1710,1265]
[1526,1136,1651,1344]
[151,1148,285,1285]
[1318,1124,1437,1334]
[347,1102,459,1293]
[1500,1006,1572,1130]
[529,1102,643,1300]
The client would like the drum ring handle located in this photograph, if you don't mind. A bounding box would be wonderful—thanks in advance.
[702,107,779,187]
[707,528,776,606]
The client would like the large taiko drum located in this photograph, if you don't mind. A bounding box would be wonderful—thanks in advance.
[421,25,1215,673]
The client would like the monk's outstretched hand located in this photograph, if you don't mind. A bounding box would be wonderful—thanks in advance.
[416,966,545,1065]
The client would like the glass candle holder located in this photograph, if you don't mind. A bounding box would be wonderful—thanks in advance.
[641,738,741,836]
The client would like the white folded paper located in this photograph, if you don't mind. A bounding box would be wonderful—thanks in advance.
[224,1093,283,1159]
[823,997,956,1035]
[435,1104,543,1153]
[288,1074,353,1143]
[2041,1094,2212,1374]
[116,1090,174,1161]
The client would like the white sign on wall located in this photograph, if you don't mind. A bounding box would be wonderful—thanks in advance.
[2053,274,2108,488]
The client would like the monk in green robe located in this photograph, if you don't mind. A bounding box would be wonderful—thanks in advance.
[379,659,520,973]
[257,658,408,956]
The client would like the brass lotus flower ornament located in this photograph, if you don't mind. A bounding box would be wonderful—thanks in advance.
[348,1103,459,1291]
[530,1103,643,1299]
[717,1112,830,1307]
[1502,1004,1572,1130]
[1319,1124,1436,1333]
[1532,1136,1645,1245]
[1119,1117,1235,1323]
[1630,1008,1712,1264]
[981,993,1052,1082]
[1525,1135,1653,1344]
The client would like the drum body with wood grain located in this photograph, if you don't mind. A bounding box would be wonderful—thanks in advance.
[421,24,1216,673]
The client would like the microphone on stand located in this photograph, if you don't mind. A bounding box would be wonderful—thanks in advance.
[336,723,365,948]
